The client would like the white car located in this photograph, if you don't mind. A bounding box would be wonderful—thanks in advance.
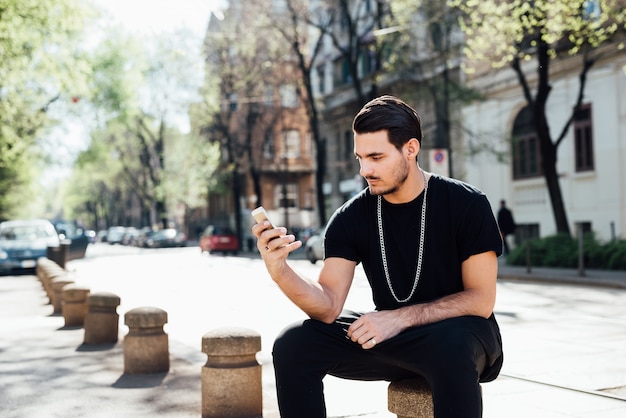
[305,227,325,264]
[106,226,126,244]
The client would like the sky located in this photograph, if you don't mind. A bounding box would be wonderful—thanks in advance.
[91,0,226,37]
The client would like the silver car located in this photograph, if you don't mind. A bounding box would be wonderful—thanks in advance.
[305,227,325,264]
[0,219,60,274]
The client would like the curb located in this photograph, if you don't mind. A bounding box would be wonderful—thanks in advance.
[498,274,626,290]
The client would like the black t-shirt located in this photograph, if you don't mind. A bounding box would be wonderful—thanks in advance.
[324,174,503,311]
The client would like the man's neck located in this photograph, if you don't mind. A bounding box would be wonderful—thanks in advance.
[383,167,429,204]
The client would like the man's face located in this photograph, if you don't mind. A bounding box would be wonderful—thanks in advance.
[354,130,410,196]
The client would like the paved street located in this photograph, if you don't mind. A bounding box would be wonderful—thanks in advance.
[2,243,625,417]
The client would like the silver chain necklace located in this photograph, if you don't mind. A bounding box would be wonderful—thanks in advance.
[377,170,428,303]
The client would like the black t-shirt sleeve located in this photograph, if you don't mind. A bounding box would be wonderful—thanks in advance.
[457,194,503,261]
[323,192,367,264]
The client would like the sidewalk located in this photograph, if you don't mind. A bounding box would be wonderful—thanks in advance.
[1,262,625,417]
[497,261,626,289]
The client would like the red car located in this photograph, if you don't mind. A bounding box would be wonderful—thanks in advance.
[199,226,239,255]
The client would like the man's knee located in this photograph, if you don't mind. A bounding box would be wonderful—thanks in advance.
[420,319,487,374]
[273,320,315,370]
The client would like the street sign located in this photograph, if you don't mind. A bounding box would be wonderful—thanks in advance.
[429,149,449,177]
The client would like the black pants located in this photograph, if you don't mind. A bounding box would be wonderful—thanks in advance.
[272,311,503,418]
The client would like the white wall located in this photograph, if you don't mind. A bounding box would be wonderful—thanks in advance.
[462,55,626,242]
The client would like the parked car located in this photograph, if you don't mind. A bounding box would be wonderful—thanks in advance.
[106,226,126,245]
[52,220,90,260]
[96,230,108,242]
[305,226,325,264]
[133,228,156,247]
[199,225,239,255]
[144,228,186,248]
[0,219,60,274]
[85,229,96,244]
[120,227,139,245]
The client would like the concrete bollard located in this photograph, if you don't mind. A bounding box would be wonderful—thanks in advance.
[201,327,262,418]
[61,285,90,327]
[123,307,169,374]
[388,377,434,418]
[51,278,75,315]
[36,258,66,304]
[83,292,121,345]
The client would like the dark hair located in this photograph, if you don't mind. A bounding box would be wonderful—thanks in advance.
[352,95,423,150]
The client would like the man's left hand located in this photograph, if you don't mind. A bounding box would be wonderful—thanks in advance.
[346,310,408,349]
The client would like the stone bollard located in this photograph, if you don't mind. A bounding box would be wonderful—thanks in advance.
[51,277,75,315]
[123,307,169,374]
[36,258,65,304]
[201,327,262,418]
[83,292,121,345]
[388,377,434,418]
[36,257,54,282]
[61,285,90,327]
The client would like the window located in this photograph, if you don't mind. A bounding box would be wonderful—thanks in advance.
[573,104,594,172]
[316,64,325,95]
[263,87,274,106]
[333,57,351,86]
[263,131,275,159]
[514,223,540,245]
[223,93,238,112]
[358,47,375,77]
[274,183,299,209]
[512,106,542,179]
[283,130,301,158]
[280,85,299,108]
[343,130,353,161]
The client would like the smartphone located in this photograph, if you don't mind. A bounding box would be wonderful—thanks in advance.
[251,206,276,228]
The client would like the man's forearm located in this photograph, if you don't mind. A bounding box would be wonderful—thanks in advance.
[397,288,493,328]
[270,265,340,323]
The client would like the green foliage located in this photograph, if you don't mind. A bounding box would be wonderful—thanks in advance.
[164,131,221,210]
[452,0,626,68]
[0,0,95,219]
[507,234,626,270]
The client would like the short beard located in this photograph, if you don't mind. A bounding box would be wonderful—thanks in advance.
[368,159,409,196]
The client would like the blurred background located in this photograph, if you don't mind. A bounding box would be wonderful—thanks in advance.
[1,0,625,268]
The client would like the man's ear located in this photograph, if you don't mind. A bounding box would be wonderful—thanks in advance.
[405,138,420,159]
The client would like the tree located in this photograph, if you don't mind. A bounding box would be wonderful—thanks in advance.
[0,0,94,219]
[270,0,330,226]
[313,0,398,105]
[454,0,626,236]
[203,2,302,241]
[84,29,209,230]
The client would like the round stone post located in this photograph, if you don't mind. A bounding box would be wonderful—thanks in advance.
[61,285,90,327]
[201,327,262,418]
[388,378,434,418]
[36,257,65,303]
[83,292,121,345]
[123,307,169,374]
[51,278,75,315]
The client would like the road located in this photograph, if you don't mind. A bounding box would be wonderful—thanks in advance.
[65,243,626,416]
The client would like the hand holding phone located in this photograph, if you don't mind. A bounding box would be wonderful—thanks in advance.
[251,206,276,228]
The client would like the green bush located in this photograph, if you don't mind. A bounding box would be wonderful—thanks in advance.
[507,234,626,270]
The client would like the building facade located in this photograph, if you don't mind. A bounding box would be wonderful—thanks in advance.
[462,44,626,244]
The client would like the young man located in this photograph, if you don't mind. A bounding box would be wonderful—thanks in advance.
[252,95,503,418]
